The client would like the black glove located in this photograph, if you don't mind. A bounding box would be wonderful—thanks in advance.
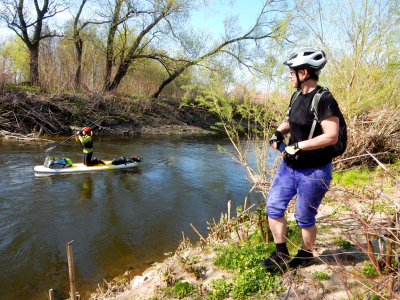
[283,142,301,159]
[269,130,284,148]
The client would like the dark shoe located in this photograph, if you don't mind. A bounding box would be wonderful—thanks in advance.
[261,249,290,269]
[288,249,314,269]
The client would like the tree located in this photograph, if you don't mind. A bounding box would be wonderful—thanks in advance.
[102,0,292,97]
[101,0,181,91]
[0,0,68,85]
[71,0,108,89]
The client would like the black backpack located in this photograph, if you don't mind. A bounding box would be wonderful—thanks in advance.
[112,157,128,165]
[288,87,347,158]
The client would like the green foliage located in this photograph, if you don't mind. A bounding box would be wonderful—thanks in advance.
[213,243,285,298]
[312,271,330,281]
[208,277,233,300]
[0,36,29,80]
[362,262,379,279]
[365,201,396,215]
[332,236,352,250]
[172,281,195,299]
[285,220,302,250]
[371,294,382,300]
[2,84,41,91]
[332,167,373,187]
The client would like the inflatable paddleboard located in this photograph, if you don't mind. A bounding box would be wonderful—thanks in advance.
[34,160,138,174]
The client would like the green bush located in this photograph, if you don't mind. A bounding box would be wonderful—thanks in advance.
[312,271,330,281]
[332,236,353,250]
[208,277,233,300]
[172,281,195,299]
[362,262,379,279]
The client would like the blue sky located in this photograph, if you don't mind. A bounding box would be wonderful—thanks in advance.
[190,0,267,38]
[0,0,267,40]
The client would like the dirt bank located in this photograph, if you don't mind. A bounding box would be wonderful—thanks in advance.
[0,87,219,138]
[88,190,383,300]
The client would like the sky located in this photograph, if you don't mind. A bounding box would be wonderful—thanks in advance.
[0,0,267,40]
[190,0,267,38]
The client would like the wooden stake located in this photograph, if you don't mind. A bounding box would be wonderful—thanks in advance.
[388,275,395,299]
[386,242,393,270]
[49,289,54,300]
[227,200,231,220]
[66,240,76,300]
[190,223,207,243]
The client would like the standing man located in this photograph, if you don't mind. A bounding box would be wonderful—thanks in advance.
[262,48,341,269]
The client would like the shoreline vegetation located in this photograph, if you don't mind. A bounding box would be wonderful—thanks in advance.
[87,157,400,300]
[1,86,400,300]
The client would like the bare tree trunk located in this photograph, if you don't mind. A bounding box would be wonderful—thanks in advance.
[104,0,123,90]
[29,47,39,85]
[150,63,192,98]
[73,0,87,90]
[105,2,173,91]
[74,39,83,89]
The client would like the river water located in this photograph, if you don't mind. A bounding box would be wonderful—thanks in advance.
[0,134,277,300]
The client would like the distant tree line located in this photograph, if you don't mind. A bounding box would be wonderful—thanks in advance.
[0,0,292,98]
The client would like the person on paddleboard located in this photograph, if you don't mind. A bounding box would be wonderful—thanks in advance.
[76,127,97,166]
[262,47,343,269]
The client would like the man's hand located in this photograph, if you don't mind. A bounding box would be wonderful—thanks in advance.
[269,131,284,149]
[283,142,301,159]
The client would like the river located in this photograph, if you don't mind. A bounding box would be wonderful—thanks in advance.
[0,134,277,300]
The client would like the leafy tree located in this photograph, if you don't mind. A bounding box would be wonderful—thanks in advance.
[0,0,69,85]
[101,0,293,98]
[0,36,30,81]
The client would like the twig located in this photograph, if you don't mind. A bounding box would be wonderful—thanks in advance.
[190,223,207,243]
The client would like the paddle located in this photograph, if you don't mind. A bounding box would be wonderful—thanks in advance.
[44,119,103,153]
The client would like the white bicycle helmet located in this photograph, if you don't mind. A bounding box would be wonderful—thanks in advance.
[283,47,327,75]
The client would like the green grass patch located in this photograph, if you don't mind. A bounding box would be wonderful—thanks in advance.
[362,262,379,279]
[172,281,195,299]
[213,243,285,299]
[364,200,396,215]
[332,236,353,249]
[208,276,233,300]
[332,167,373,187]
[312,271,330,281]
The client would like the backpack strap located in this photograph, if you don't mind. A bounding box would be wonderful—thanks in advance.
[284,89,301,122]
[308,87,330,139]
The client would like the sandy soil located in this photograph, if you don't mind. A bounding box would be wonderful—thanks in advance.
[89,190,390,300]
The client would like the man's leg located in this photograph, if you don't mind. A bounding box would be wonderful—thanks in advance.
[301,224,317,251]
[269,216,287,244]
[262,161,296,269]
[289,163,332,268]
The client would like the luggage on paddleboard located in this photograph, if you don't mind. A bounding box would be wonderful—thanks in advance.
[112,155,143,165]
[44,156,73,169]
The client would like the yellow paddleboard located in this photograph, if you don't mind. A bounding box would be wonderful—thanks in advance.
[34,160,138,174]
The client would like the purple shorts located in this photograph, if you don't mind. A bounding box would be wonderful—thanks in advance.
[266,160,332,228]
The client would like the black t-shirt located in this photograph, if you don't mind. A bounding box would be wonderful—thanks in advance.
[284,86,341,169]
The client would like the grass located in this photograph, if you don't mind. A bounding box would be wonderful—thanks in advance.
[332,167,373,187]
[212,242,285,299]
[210,220,303,299]
[362,262,379,279]
[312,271,330,281]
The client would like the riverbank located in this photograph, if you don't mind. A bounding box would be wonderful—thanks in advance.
[90,188,390,300]
[0,87,219,138]
[88,165,400,300]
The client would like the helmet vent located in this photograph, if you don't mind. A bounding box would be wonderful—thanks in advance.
[304,52,314,56]
[314,54,323,60]
[289,54,298,60]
